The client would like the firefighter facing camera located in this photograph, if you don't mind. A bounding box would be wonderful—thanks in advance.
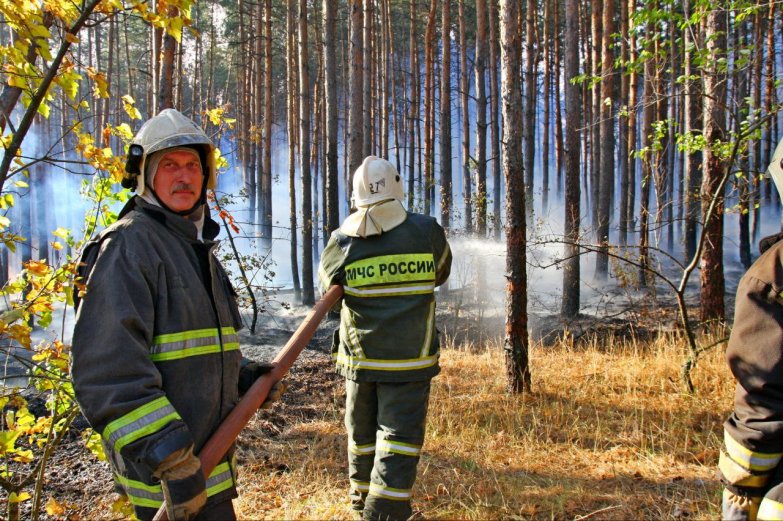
[319,156,453,521]
[71,109,284,521]
[720,136,783,521]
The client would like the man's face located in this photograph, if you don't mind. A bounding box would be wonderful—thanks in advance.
[152,150,203,212]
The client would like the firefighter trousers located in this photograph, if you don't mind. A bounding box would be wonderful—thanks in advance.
[345,379,431,521]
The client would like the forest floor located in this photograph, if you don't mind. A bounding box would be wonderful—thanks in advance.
[18,282,733,521]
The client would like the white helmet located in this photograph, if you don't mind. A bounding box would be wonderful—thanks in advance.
[351,156,404,209]
[123,109,217,196]
[768,137,783,202]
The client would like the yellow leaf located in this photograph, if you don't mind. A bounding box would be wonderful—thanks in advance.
[8,491,31,503]
[115,123,134,140]
[51,241,63,251]
[0,215,10,228]
[52,227,70,239]
[37,102,50,118]
[46,497,66,516]
[0,430,20,455]
[14,180,29,188]
[64,33,80,43]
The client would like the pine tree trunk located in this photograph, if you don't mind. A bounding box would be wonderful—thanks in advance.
[639,53,654,288]
[523,0,536,216]
[458,0,472,232]
[158,7,177,111]
[489,0,501,238]
[363,0,373,158]
[300,0,314,305]
[287,0,301,298]
[500,0,530,394]
[261,0,273,243]
[408,0,419,209]
[618,0,630,246]
[562,0,581,318]
[699,7,726,323]
[424,0,437,215]
[324,0,340,236]
[594,0,616,280]
[475,0,488,236]
[440,0,452,230]
[589,0,601,236]
[349,0,364,181]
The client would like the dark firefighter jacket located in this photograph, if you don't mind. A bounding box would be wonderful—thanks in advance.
[317,212,452,382]
[721,232,783,494]
[71,197,243,511]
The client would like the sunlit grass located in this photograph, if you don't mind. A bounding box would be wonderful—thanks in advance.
[235,331,732,520]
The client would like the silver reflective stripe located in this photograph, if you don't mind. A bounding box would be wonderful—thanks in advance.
[206,461,235,495]
[115,460,234,509]
[759,498,783,520]
[336,353,439,371]
[418,302,435,358]
[350,442,376,455]
[150,327,239,362]
[377,439,421,456]
[351,480,371,492]
[103,396,181,453]
[725,431,783,472]
[437,243,451,273]
[115,474,164,508]
[369,483,412,500]
[343,283,435,297]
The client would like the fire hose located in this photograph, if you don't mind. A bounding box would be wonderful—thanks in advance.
[153,285,343,521]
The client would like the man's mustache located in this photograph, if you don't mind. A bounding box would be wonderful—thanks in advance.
[171,183,195,192]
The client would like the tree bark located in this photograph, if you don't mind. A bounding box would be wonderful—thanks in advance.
[440,0,453,230]
[475,0,488,236]
[299,0,314,305]
[500,0,530,394]
[594,0,616,280]
[424,0,437,215]
[324,0,340,236]
[458,0,472,232]
[562,0,581,318]
[699,6,726,323]
[349,0,364,182]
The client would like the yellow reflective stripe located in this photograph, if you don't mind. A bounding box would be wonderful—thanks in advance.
[343,283,435,297]
[759,498,783,520]
[115,474,163,508]
[103,396,181,453]
[345,311,365,358]
[369,483,412,500]
[150,327,240,362]
[351,480,371,492]
[418,302,435,358]
[318,263,332,290]
[437,243,450,273]
[377,439,421,456]
[725,431,783,472]
[115,461,234,509]
[205,461,235,496]
[350,442,376,455]
[345,254,435,287]
[336,352,439,371]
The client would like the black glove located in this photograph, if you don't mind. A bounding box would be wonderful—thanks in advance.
[238,358,276,395]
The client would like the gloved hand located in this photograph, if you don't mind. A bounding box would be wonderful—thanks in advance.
[153,446,207,521]
[260,380,287,410]
[722,487,760,521]
[238,358,287,409]
[238,359,276,395]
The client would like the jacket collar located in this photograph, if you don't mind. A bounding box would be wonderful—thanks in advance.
[121,196,221,242]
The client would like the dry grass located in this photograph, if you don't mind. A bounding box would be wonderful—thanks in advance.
[234,332,733,520]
